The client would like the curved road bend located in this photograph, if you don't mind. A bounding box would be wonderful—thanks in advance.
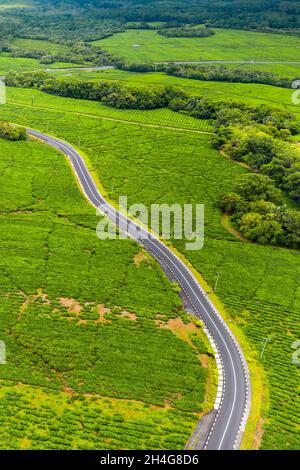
[27,128,251,450]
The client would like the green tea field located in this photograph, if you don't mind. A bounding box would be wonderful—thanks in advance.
[94,28,300,63]
[0,94,299,449]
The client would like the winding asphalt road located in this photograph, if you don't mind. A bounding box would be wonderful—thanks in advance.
[27,128,251,450]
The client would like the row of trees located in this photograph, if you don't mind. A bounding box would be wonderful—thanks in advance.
[220,174,300,248]
[5,72,184,110]
[0,121,26,141]
[163,64,293,89]
[171,96,299,135]
[158,25,215,38]
[120,63,293,88]
[1,42,121,67]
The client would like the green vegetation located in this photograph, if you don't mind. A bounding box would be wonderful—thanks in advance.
[158,63,293,88]
[0,0,299,452]
[94,29,300,63]
[6,86,213,132]
[8,71,299,132]
[215,124,300,196]
[6,71,176,110]
[50,68,300,111]
[0,120,26,139]
[0,381,206,450]
[6,74,300,250]
[2,40,119,67]
[216,123,300,249]
[219,174,300,247]
[0,54,81,74]
[158,25,215,38]
[2,0,299,38]
[0,135,213,449]
[11,38,70,55]
[215,63,300,80]
[0,1,124,43]
[1,93,298,450]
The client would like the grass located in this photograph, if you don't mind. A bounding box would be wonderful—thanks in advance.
[0,135,214,449]
[1,87,299,449]
[11,38,70,55]
[93,28,300,63]
[0,54,81,75]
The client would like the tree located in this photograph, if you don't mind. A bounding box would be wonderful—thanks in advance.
[235,174,282,204]
[0,121,26,141]
[219,193,241,214]
[239,213,284,245]
[284,163,300,200]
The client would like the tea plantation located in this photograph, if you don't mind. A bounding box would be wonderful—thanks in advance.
[0,137,213,449]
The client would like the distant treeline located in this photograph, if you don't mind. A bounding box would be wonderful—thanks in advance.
[38,1,300,34]
[5,72,176,110]
[0,121,26,141]
[0,10,124,44]
[1,0,299,49]
[164,64,293,88]
[121,63,294,89]
[158,25,215,38]
[0,42,121,67]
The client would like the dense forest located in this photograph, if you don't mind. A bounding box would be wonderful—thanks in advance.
[45,1,300,32]
[0,0,299,47]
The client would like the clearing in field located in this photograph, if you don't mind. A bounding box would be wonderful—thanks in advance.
[93,29,300,63]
